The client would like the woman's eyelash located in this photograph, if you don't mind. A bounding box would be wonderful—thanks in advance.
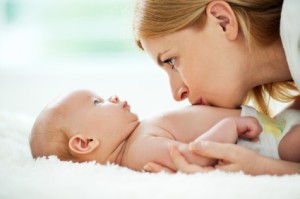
[163,58,175,66]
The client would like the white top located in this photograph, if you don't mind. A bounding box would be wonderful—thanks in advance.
[238,106,281,159]
[280,0,300,90]
[239,105,300,159]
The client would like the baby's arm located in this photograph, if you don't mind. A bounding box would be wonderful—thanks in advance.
[178,116,262,165]
[193,116,262,143]
[123,132,221,171]
[125,117,262,172]
[122,134,187,171]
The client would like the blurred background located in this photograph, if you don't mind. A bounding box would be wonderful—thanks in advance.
[0,0,286,120]
[0,0,188,119]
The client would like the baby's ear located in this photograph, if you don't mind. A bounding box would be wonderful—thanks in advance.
[68,134,100,155]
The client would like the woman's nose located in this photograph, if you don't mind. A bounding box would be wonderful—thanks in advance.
[109,95,120,103]
[173,86,189,101]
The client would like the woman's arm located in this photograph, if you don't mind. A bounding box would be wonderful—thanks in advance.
[286,96,300,110]
[169,141,300,175]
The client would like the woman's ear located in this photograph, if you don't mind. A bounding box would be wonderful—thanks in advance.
[68,134,100,155]
[206,0,238,40]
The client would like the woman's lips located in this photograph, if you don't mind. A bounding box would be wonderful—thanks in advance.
[192,98,203,105]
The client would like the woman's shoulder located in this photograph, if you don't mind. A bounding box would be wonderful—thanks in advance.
[280,0,300,89]
[281,0,300,22]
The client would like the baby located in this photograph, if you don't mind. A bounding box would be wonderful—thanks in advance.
[29,90,300,172]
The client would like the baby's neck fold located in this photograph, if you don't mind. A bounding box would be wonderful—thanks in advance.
[114,139,129,165]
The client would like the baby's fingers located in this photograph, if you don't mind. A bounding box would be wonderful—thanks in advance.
[238,117,262,139]
[143,162,174,173]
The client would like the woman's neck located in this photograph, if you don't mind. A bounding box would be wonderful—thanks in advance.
[247,40,292,88]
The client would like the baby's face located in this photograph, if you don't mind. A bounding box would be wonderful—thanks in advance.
[56,90,139,163]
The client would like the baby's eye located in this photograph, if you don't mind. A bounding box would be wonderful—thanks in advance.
[94,100,100,105]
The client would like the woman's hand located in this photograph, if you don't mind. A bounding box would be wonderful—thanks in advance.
[183,141,300,175]
[143,141,269,175]
[144,141,300,175]
[186,141,268,175]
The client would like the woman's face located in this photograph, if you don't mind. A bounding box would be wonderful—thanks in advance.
[141,24,248,108]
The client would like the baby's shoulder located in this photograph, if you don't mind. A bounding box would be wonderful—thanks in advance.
[122,121,174,170]
[132,119,175,140]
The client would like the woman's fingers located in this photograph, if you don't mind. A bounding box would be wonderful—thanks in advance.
[189,141,238,162]
[143,162,174,173]
[144,142,249,174]
[189,141,267,175]
[168,144,213,174]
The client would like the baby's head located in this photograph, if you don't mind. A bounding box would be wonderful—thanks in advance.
[30,90,139,164]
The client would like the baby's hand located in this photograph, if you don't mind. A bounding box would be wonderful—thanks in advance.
[237,116,262,141]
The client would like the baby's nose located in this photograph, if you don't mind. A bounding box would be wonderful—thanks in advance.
[109,95,120,103]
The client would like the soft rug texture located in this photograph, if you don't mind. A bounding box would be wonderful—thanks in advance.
[0,112,299,199]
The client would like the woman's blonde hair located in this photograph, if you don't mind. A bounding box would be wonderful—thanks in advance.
[134,0,299,115]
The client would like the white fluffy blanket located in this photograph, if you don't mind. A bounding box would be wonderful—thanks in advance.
[1,112,300,199]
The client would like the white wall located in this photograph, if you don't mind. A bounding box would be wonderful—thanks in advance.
[0,54,189,119]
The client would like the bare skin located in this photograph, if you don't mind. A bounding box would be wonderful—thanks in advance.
[140,0,300,175]
[30,90,262,172]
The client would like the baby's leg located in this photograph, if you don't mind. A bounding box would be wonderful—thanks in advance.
[279,125,300,162]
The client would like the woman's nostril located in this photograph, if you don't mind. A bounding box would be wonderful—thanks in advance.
[181,92,188,100]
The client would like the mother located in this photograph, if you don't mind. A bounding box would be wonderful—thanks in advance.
[133,0,300,175]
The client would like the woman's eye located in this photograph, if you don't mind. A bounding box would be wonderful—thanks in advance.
[163,58,175,67]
